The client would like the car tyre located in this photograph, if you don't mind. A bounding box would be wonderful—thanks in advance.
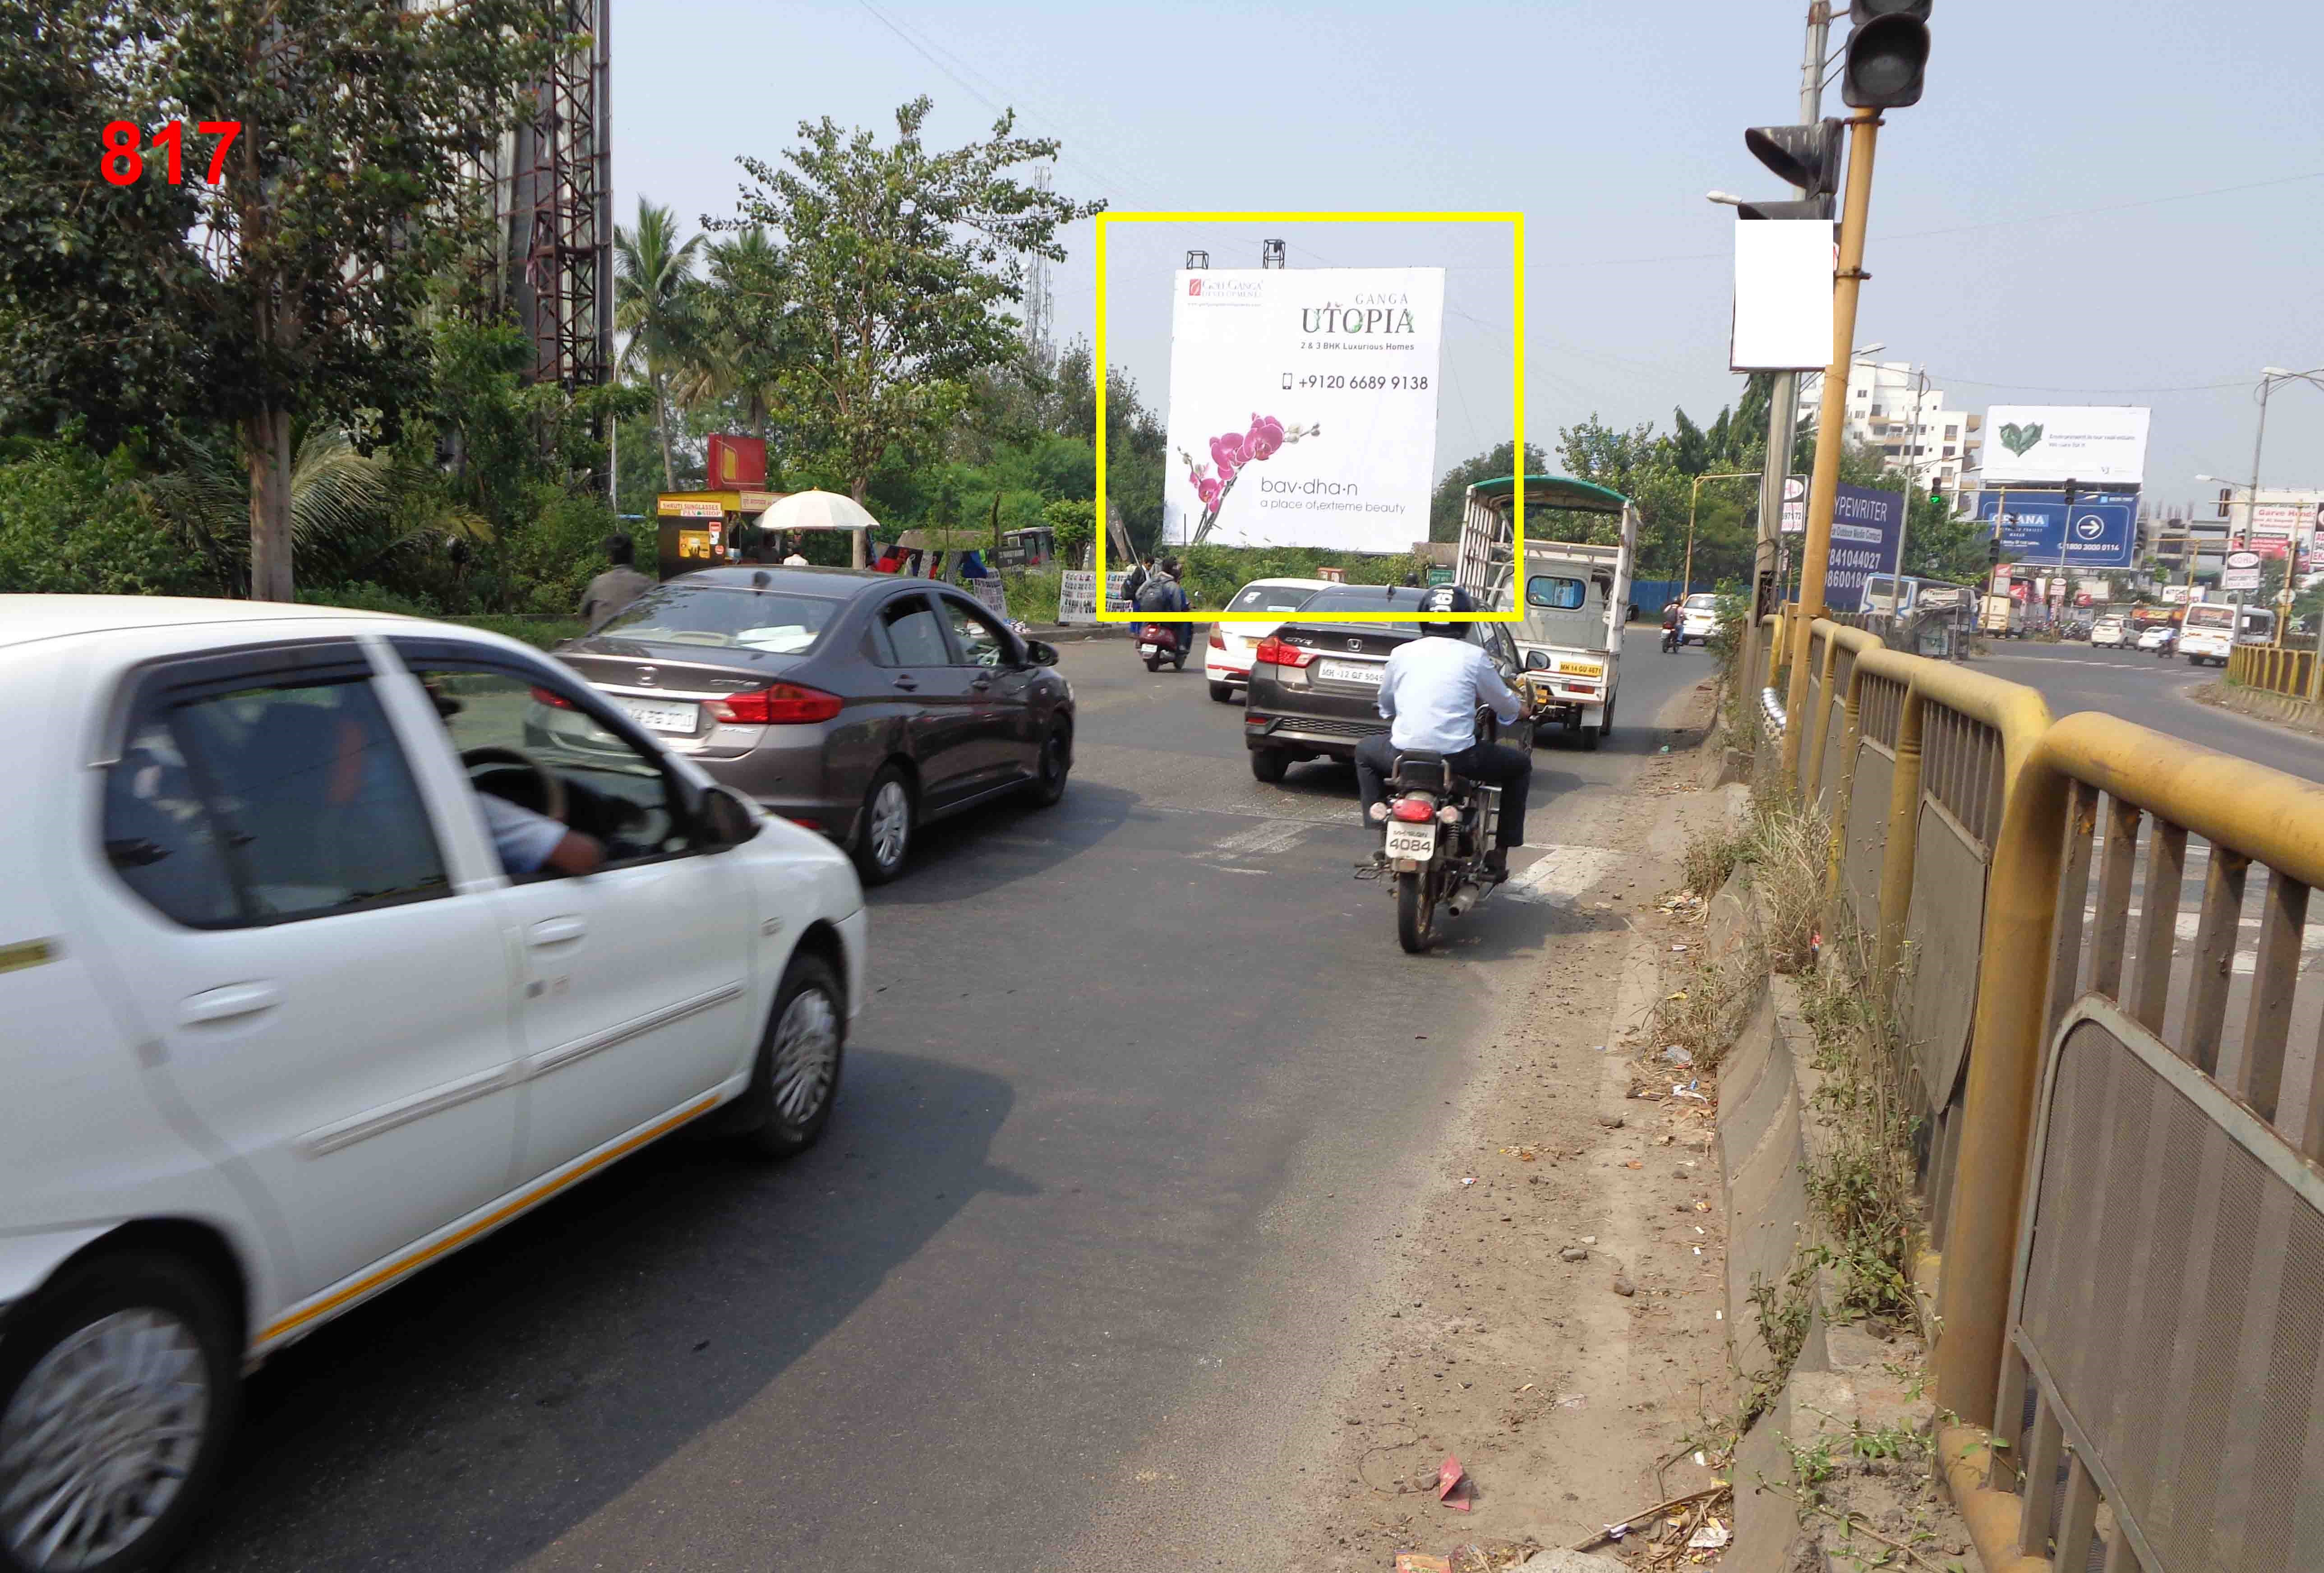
[853,766,914,886]
[1209,682,1234,703]
[0,1250,240,1573]
[740,952,846,1159]
[1027,722,1072,808]
[1250,748,1289,784]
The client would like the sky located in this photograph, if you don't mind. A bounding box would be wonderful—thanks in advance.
[610,0,2324,515]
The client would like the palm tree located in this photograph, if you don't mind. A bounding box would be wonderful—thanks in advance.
[614,198,705,490]
[675,227,791,443]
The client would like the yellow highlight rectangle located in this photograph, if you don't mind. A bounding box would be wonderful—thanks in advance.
[1093,211,1525,623]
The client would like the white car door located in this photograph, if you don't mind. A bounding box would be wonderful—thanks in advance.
[78,638,523,1310]
[384,639,755,1181]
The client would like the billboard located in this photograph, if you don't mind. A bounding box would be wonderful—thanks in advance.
[1982,406,2150,485]
[1823,482,1908,609]
[1731,220,1835,371]
[1976,489,2138,568]
[1163,267,1444,552]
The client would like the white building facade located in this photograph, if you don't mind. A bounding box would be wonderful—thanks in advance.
[1799,360,1981,500]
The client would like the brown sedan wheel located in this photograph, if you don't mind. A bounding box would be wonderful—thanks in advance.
[852,765,914,886]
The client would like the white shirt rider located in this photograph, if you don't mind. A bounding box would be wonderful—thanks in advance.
[1376,635,1523,754]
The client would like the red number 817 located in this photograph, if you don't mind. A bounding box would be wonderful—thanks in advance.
[100,120,242,186]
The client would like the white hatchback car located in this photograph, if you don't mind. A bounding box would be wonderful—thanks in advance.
[1678,592,1721,645]
[1204,577,1335,701]
[0,597,866,1572]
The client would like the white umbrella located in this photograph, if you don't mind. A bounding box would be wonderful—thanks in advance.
[759,489,881,534]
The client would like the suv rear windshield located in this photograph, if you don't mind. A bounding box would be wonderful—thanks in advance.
[594,585,842,654]
[1227,583,1320,614]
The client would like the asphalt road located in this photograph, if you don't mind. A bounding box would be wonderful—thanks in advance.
[178,631,1713,1573]
[1974,641,2324,783]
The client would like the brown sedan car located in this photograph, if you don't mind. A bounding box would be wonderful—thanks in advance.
[534,567,1073,883]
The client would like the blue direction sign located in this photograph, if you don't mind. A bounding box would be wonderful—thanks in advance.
[1824,482,1908,609]
[1976,490,2138,568]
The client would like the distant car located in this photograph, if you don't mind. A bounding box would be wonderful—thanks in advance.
[2137,624,2177,655]
[1203,577,1333,702]
[0,596,868,1573]
[1677,592,1720,646]
[2090,616,2127,649]
[1241,584,1533,783]
[548,567,1074,884]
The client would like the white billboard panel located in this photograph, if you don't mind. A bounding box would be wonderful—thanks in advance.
[1163,268,1444,552]
[1730,220,1835,372]
[1983,406,2150,485]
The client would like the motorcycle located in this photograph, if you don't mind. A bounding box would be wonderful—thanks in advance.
[1661,621,1682,654]
[1138,621,1187,672]
[1355,747,1500,954]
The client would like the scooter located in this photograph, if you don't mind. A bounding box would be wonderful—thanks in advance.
[1661,621,1681,654]
[1138,622,1187,672]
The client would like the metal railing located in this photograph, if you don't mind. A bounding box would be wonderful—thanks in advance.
[2227,642,2315,700]
[1746,621,2324,1573]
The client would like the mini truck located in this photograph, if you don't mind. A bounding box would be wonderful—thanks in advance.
[1456,474,1639,751]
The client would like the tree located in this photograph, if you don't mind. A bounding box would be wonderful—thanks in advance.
[1429,439,1552,543]
[712,97,1102,562]
[136,1,555,600]
[615,199,706,490]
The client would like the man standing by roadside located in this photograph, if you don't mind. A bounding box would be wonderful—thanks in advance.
[580,535,654,627]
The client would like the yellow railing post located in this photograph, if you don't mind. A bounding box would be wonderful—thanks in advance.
[1932,741,2072,1431]
[1876,687,1925,987]
[1804,626,1844,802]
[1824,656,1869,902]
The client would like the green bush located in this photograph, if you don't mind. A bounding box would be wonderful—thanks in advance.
[296,581,441,617]
[0,442,216,597]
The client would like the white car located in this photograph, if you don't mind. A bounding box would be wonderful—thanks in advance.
[1678,592,1721,645]
[0,597,866,1572]
[2089,616,2127,649]
[1204,576,1336,701]
[2137,624,2177,655]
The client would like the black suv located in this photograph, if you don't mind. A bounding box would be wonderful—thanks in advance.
[1241,584,1533,783]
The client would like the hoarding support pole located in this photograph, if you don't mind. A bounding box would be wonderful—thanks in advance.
[1780,106,1881,782]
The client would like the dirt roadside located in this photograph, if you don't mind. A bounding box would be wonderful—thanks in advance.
[1286,679,1741,1572]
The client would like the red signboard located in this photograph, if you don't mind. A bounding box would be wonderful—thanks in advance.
[706,434,768,489]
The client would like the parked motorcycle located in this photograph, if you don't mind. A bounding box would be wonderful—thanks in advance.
[1356,748,1501,953]
[1138,622,1186,672]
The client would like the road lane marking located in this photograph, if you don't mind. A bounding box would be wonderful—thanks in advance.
[1501,845,1625,907]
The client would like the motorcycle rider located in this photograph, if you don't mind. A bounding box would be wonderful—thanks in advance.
[1354,586,1532,881]
[1661,598,1682,652]
[1136,555,1193,668]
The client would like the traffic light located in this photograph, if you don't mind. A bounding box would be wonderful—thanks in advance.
[1738,119,1844,219]
[1844,1,1932,109]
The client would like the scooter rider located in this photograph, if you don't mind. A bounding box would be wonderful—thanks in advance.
[1354,586,1533,881]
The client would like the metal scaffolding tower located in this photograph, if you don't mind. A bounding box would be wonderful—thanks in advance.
[1020,161,1054,369]
[470,0,613,393]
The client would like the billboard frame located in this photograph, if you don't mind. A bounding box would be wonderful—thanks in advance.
[1094,210,1526,623]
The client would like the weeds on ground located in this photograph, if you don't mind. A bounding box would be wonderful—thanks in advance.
[1795,920,1924,1323]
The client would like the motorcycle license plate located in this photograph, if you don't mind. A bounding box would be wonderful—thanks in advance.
[1383,821,1438,860]
[1139,643,1158,655]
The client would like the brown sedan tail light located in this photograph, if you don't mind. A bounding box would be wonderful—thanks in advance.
[710,682,844,725]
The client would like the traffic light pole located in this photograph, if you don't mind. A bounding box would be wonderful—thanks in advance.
[1780,105,1882,780]
[1741,1,1833,698]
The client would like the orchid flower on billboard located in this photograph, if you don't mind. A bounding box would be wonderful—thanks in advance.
[1178,414,1318,544]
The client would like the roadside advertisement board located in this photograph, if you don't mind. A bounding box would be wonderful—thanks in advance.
[1164,268,1444,553]
[1780,474,1808,534]
[2223,551,2263,591]
[966,577,1010,617]
[1824,482,1908,609]
[1982,406,2151,485]
[1976,489,2138,568]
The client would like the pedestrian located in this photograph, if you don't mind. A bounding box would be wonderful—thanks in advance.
[579,534,654,627]
[1122,554,1154,613]
[782,532,809,567]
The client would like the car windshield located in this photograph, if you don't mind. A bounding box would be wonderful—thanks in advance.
[593,585,843,653]
[1295,586,1425,631]
[1227,583,1320,614]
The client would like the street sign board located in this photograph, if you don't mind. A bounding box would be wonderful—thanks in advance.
[1977,490,2138,568]
[2223,550,2262,591]
[1780,474,1808,534]
[1825,482,1908,609]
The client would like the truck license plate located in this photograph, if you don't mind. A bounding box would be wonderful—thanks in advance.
[1321,660,1381,686]
[1383,821,1437,860]
[618,697,701,734]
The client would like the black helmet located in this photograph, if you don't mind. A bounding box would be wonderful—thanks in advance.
[1419,584,1475,637]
